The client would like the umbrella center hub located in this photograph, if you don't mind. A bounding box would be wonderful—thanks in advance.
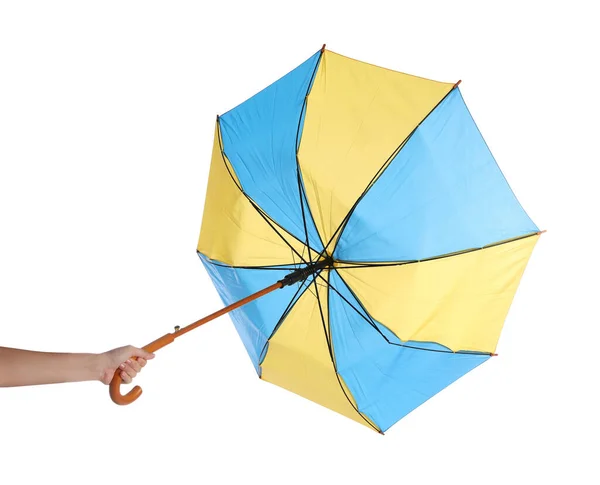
[320,255,334,268]
[280,255,334,287]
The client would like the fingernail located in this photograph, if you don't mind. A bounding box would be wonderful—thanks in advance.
[120,363,125,369]
[127,359,131,364]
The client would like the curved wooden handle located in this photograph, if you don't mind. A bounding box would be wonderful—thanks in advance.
[109,333,175,405]
[109,369,143,405]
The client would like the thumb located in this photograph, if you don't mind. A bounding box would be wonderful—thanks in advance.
[127,346,156,360]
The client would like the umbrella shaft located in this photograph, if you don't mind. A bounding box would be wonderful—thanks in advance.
[147,261,330,352]
[174,281,283,339]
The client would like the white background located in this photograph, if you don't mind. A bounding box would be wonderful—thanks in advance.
[1,1,597,484]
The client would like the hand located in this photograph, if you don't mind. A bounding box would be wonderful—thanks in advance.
[98,345,155,385]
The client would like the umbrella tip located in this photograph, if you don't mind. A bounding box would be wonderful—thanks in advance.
[453,80,462,89]
[537,229,547,235]
[491,353,498,357]
[321,44,326,53]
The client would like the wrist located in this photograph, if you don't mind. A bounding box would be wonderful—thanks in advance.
[88,353,108,383]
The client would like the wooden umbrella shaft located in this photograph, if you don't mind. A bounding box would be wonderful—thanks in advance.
[152,280,283,346]
[109,280,283,405]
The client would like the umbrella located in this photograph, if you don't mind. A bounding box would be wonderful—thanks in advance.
[110,45,542,433]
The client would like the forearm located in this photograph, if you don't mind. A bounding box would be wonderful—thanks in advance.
[0,347,102,387]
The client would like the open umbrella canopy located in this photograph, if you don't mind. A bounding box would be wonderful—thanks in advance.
[197,46,540,433]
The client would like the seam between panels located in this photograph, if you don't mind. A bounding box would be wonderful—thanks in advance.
[314,84,460,262]
[215,117,315,265]
[314,271,335,363]
[323,268,399,347]
[257,273,317,370]
[318,270,382,433]
[332,231,542,269]
[198,254,303,271]
[294,48,327,261]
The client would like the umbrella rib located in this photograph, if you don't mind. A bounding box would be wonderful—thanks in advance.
[321,270,395,346]
[332,231,542,269]
[314,83,459,262]
[257,273,317,367]
[314,270,381,433]
[318,269,494,357]
[296,172,312,262]
[247,194,311,265]
[215,117,313,265]
[313,270,334,363]
[294,48,327,261]
[198,255,303,271]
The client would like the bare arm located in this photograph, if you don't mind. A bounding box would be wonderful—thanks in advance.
[0,345,154,387]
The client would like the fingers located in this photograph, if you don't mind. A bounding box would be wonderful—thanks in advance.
[119,360,141,383]
[120,368,132,384]
[107,345,155,385]
[127,359,142,373]
[127,346,155,361]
